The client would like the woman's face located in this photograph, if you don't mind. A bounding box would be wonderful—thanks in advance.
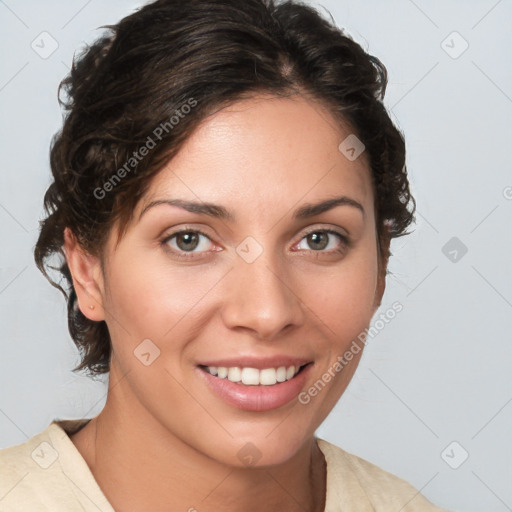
[81,94,384,466]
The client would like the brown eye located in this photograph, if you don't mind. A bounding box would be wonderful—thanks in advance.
[162,229,215,259]
[175,232,200,252]
[296,229,348,253]
[306,232,329,251]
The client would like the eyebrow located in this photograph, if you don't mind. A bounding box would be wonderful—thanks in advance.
[138,195,364,222]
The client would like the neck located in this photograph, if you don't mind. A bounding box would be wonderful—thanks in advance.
[70,364,326,512]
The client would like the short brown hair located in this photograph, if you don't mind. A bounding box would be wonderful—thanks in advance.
[34,0,415,376]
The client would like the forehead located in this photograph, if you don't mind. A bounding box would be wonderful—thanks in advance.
[138,94,373,221]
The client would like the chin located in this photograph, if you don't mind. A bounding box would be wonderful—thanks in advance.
[200,416,317,469]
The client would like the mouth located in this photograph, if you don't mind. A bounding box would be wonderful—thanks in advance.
[198,363,311,386]
[196,362,314,412]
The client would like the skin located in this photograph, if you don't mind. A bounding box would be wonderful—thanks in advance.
[65,94,387,512]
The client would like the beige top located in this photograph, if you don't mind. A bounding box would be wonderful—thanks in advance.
[0,419,449,511]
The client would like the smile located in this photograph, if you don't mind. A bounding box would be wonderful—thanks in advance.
[197,362,313,412]
[200,364,307,386]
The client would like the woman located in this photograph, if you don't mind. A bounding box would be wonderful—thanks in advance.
[0,0,450,510]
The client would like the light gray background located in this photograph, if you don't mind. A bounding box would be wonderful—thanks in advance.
[1,1,511,511]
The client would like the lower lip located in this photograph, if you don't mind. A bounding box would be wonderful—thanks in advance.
[197,364,313,412]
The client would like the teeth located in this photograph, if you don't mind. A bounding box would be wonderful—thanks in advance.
[276,366,287,383]
[241,367,260,385]
[205,365,303,385]
[228,367,242,382]
[259,368,276,386]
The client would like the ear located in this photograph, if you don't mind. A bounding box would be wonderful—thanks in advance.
[373,264,386,310]
[63,227,106,321]
[373,229,390,310]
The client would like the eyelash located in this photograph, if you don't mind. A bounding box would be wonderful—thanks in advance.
[160,228,216,260]
[160,227,350,260]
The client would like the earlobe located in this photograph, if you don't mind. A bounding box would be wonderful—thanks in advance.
[63,227,105,321]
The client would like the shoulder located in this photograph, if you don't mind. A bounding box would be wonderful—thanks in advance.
[317,438,450,511]
[0,419,94,511]
[0,424,56,481]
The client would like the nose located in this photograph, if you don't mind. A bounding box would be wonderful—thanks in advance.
[220,249,304,340]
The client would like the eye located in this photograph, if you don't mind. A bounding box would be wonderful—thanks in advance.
[295,229,349,253]
[161,229,216,259]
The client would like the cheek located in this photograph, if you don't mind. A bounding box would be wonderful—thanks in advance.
[102,250,226,346]
[292,244,378,426]
[296,240,379,346]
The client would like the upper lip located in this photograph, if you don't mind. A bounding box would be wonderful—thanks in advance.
[197,356,312,370]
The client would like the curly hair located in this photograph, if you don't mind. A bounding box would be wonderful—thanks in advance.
[34,0,415,376]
